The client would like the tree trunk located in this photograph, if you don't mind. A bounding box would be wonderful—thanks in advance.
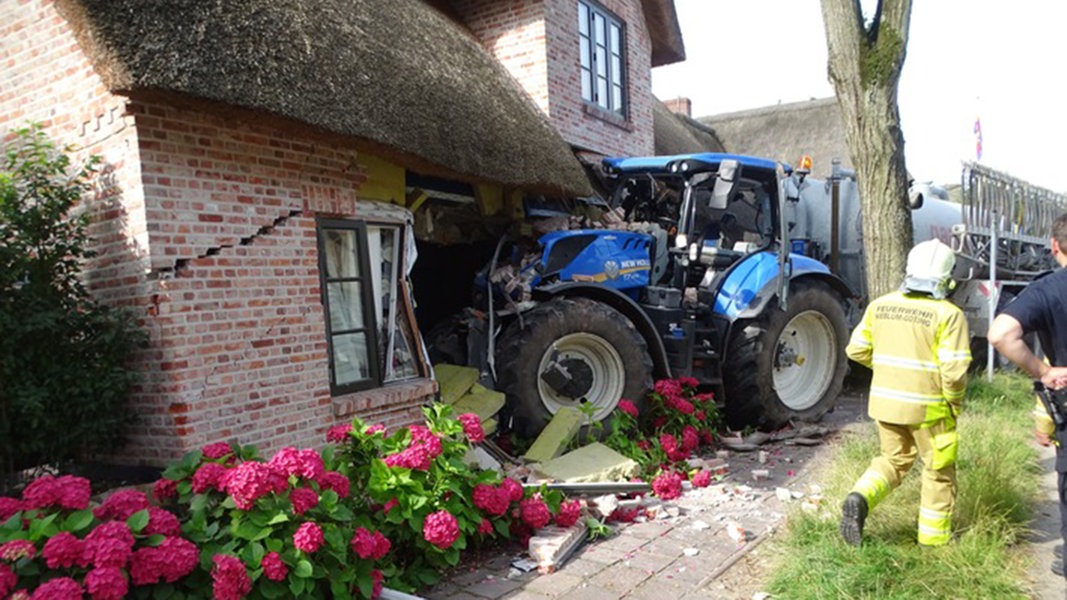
[820,0,913,301]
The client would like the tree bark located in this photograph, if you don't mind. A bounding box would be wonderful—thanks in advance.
[820,0,913,301]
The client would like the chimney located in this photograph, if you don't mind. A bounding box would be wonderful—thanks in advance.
[663,97,692,118]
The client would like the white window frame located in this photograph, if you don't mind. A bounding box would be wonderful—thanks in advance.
[579,0,627,116]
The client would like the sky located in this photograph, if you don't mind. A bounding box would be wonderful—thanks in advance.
[651,0,1067,191]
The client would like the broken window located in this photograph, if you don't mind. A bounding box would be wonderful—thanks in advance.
[317,218,423,395]
[578,0,626,116]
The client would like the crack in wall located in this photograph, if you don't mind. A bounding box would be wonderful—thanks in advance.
[154,209,304,278]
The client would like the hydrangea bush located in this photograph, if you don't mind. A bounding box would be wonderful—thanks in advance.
[0,404,572,599]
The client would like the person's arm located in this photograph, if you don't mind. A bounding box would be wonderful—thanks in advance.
[937,309,971,411]
[845,307,873,368]
[988,313,1050,380]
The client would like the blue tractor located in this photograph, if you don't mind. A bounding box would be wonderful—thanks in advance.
[431,153,855,437]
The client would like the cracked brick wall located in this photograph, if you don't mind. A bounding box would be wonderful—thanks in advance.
[3,0,433,467]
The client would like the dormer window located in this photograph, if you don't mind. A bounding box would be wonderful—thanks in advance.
[579,0,626,116]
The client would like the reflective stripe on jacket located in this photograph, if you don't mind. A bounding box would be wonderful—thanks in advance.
[847,291,971,425]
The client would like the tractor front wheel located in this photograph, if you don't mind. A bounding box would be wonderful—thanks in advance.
[495,297,653,439]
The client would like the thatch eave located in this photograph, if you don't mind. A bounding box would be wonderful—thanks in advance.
[642,0,685,66]
[55,0,593,198]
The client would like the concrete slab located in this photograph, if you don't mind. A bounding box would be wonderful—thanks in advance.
[533,443,640,483]
[523,407,583,464]
[435,364,480,405]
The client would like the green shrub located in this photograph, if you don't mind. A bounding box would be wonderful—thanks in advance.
[0,125,145,485]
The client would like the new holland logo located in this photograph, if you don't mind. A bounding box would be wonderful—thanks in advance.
[604,260,620,280]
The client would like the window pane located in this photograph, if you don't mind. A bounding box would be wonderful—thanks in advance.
[578,3,588,35]
[580,37,590,69]
[597,76,608,108]
[610,24,621,55]
[581,67,592,101]
[594,13,605,46]
[594,43,607,77]
[327,281,365,331]
[611,55,621,83]
[332,332,371,386]
[323,229,361,278]
[385,293,418,382]
[612,84,623,112]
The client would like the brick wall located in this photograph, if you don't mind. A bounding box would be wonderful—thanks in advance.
[454,0,654,159]
[2,0,432,466]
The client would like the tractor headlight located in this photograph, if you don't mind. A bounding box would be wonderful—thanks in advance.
[675,233,687,249]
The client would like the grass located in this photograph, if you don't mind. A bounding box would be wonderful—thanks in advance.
[765,372,1045,599]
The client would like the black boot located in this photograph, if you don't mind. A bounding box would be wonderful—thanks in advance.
[840,492,868,547]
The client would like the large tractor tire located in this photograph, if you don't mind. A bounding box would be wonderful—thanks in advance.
[495,297,654,439]
[723,281,849,430]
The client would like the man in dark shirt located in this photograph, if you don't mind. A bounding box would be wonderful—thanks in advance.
[989,211,1067,577]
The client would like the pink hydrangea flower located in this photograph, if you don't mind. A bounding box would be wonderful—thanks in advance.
[500,478,524,503]
[554,499,582,528]
[381,498,399,514]
[472,484,509,517]
[350,528,390,560]
[678,377,699,389]
[681,426,700,453]
[370,569,384,599]
[422,510,460,549]
[84,566,128,600]
[84,521,134,569]
[326,424,353,444]
[129,547,164,587]
[222,461,276,510]
[289,487,319,516]
[267,447,325,482]
[478,518,493,536]
[211,554,251,600]
[201,442,234,459]
[694,410,706,422]
[0,497,23,522]
[151,478,178,502]
[21,475,90,511]
[652,471,683,500]
[42,532,88,569]
[317,471,350,499]
[365,424,386,435]
[691,470,712,488]
[192,462,229,494]
[158,537,198,583]
[0,563,17,598]
[261,551,288,582]
[94,489,150,521]
[653,379,683,397]
[617,399,639,417]
[457,413,485,444]
[0,540,35,561]
[293,522,324,553]
[27,576,81,599]
[144,507,182,537]
[520,496,551,529]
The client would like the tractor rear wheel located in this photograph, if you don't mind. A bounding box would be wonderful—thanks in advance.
[495,297,653,439]
[723,281,848,430]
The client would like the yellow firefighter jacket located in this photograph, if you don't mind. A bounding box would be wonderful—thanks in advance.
[846,291,971,425]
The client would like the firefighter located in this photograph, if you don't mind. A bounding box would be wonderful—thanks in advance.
[988,211,1067,576]
[840,239,971,547]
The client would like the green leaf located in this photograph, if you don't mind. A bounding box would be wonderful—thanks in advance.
[294,559,313,578]
[233,520,263,541]
[61,509,94,533]
[145,534,166,547]
[28,512,58,540]
[267,512,290,525]
[190,494,208,513]
[444,547,460,566]
[251,527,274,541]
[261,580,288,599]
[331,578,353,600]
[127,509,150,533]
[289,576,306,596]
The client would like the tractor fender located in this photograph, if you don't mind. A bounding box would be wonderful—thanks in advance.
[532,282,671,379]
[715,252,855,321]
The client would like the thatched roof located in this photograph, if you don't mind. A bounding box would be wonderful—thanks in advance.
[653,97,725,155]
[698,97,853,178]
[641,0,685,67]
[55,0,593,197]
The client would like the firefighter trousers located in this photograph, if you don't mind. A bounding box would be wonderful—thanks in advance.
[849,417,958,546]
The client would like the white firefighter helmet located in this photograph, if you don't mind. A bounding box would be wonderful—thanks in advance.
[903,239,956,299]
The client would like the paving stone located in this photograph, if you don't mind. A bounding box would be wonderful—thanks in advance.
[519,571,584,597]
[624,573,697,600]
[499,590,551,600]
[465,575,524,599]
[554,557,608,578]
[589,563,654,595]
[619,548,676,573]
[449,569,498,588]
[588,532,648,555]
[556,583,622,600]
[660,555,714,584]
[575,543,628,565]
[624,520,677,540]
[635,535,686,559]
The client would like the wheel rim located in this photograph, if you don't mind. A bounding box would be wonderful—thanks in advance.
[773,310,837,410]
[536,332,626,421]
